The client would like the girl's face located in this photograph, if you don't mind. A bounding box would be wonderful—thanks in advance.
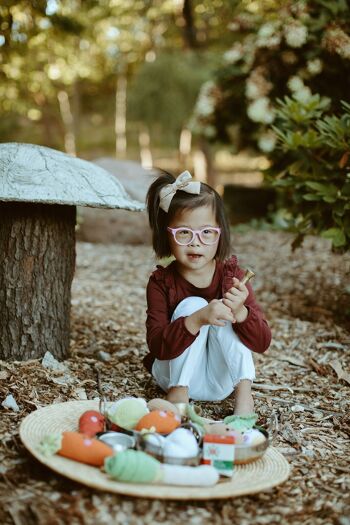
[168,205,220,273]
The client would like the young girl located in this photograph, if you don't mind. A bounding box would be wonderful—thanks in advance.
[144,170,271,415]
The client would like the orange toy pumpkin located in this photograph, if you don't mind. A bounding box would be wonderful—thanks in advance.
[135,410,181,434]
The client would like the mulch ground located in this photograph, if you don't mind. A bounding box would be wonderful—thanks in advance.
[0,231,349,525]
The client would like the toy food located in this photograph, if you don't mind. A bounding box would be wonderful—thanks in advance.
[78,410,105,437]
[163,428,199,458]
[205,423,245,444]
[242,428,266,446]
[142,433,166,448]
[105,449,219,486]
[202,434,235,477]
[107,397,149,430]
[147,398,180,415]
[135,410,181,434]
[223,413,258,432]
[38,431,114,466]
[203,422,228,434]
[97,431,136,452]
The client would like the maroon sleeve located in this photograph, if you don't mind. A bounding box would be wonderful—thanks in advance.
[232,266,271,354]
[146,275,198,361]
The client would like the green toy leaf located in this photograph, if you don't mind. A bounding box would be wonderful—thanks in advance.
[37,433,62,457]
[223,413,258,432]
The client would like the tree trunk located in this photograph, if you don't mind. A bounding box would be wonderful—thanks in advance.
[200,137,215,188]
[138,124,153,168]
[115,72,127,158]
[0,203,76,361]
[179,127,192,168]
[72,80,81,145]
[182,0,198,49]
[57,89,77,156]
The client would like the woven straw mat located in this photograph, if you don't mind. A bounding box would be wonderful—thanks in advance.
[19,400,290,500]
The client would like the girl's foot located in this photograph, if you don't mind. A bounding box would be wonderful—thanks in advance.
[166,386,189,404]
[233,379,255,415]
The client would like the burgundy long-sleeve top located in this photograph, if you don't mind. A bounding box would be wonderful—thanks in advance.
[144,255,271,373]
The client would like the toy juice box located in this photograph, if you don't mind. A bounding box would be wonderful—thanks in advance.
[201,434,235,477]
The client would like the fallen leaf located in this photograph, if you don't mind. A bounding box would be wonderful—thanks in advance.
[328,360,350,385]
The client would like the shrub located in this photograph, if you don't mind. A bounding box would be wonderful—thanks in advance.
[266,95,350,250]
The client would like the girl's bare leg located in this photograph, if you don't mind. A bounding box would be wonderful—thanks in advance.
[233,379,254,415]
[166,386,189,404]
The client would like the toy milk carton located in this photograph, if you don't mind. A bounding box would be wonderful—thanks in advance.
[202,434,235,477]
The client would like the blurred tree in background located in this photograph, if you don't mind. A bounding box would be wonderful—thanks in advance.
[0,0,232,156]
[1,0,349,249]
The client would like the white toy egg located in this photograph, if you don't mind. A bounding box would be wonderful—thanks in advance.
[144,433,166,448]
[164,428,199,457]
[163,441,189,458]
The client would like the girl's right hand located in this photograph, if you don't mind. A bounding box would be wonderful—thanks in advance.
[185,299,234,334]
[201,299,235,326]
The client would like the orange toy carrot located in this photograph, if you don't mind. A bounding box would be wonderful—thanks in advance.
[38,431,114,466]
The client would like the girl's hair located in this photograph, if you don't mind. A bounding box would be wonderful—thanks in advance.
[147,170,231,260]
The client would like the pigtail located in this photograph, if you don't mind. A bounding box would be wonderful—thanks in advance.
[146,171,175,258]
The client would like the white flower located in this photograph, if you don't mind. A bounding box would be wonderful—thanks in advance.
[287,76,304,92]
[245,67,273,100]
[294,86,312,103]
[223,44,243,63]
[258,132,277,152]
[343,43,350,59]
[196,98,214,117]
[257,22,281,48]
[284,22,308,48]
[246,80,261,99]
[322,27,350,60]
[247,97,275,124]
[258,23,275,39]
[257,35,281,49]
[306,58,323,75]
[193,81,216,117]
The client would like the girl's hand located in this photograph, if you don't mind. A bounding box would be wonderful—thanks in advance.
[185,299,234,334]
[202,299,235,327]
[222,277,249,323]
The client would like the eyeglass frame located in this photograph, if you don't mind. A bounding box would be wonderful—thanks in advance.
[167,226,221,246]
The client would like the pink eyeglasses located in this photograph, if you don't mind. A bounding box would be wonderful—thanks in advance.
[167,227,221,246]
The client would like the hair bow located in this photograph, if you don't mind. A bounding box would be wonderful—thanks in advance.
[159,171,201,212]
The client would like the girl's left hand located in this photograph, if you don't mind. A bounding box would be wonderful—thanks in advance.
[222,277,249,322]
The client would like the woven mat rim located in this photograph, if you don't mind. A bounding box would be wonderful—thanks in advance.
[19,400,291,500]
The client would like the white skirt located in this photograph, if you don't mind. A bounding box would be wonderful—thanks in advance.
[152,296,256,401]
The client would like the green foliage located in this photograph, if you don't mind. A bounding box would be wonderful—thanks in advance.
[266,96,350,250]
[191,0,350,147]
[190,0,350,250]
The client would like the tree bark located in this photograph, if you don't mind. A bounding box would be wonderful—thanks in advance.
[0,203,76,361]
[182,0,198,49]
[57,89,77,156]
[115,71,127,158]
[200,137,215,188]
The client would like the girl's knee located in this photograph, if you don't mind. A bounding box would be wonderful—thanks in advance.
[172,296,208,320]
